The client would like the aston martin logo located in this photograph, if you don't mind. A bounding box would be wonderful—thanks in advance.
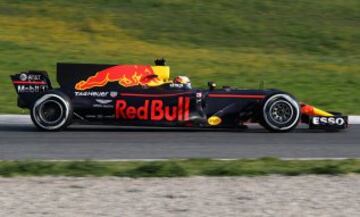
[95,99,112,105]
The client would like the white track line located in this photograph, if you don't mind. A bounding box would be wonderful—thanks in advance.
[0,115,31,125]
[349,116,360,124]
[0,115,360,124]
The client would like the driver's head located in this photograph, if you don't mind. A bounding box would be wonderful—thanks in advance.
[173,76,191,89]
[174,76,191,84]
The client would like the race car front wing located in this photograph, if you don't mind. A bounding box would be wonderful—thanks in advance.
[301,104,348,130]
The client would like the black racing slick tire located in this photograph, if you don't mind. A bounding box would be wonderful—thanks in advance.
[30,91,73,131]
[260,94,300,132]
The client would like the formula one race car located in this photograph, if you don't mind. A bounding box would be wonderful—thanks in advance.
[10,59,348,132]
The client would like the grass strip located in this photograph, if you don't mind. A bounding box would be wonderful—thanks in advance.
[1,158,360,177]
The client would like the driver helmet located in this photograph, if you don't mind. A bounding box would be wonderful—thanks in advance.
[174,76,192,89]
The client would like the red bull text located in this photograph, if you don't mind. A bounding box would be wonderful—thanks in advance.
[115,97,190,121]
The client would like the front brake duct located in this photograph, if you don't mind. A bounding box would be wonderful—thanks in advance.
[301,104,333,117]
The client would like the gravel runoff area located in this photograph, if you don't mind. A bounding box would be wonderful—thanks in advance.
[0,175,360,217]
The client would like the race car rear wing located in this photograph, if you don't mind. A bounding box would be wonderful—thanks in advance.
[10,71,52,108]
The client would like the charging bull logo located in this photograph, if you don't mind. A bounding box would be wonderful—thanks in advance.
[116,97,190,121]
[75,65,162,90]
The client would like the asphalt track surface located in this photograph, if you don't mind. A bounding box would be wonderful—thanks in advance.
[0,115,359,160]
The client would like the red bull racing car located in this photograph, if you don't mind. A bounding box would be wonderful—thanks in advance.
[10,59,348,132]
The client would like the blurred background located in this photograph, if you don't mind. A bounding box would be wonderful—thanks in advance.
[0,0,359,114]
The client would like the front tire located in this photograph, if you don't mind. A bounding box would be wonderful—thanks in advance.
[31,91,73,131]
[260,94,300,132]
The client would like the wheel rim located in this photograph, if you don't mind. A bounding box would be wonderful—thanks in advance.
[32,94,70,130]
[262,94,300,131]
[269,100,294,125]
[39,100,64,125]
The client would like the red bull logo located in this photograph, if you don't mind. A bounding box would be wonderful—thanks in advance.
[115,97,190,121]
[75,65,162,90]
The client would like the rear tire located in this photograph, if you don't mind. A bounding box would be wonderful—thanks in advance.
[31,91,73,131]
[260,94,300,132]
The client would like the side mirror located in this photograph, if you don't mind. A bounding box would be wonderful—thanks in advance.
[208,81,216,90]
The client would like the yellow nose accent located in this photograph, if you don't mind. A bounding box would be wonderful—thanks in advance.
[208,116,222,126]
[313,107,333,117]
